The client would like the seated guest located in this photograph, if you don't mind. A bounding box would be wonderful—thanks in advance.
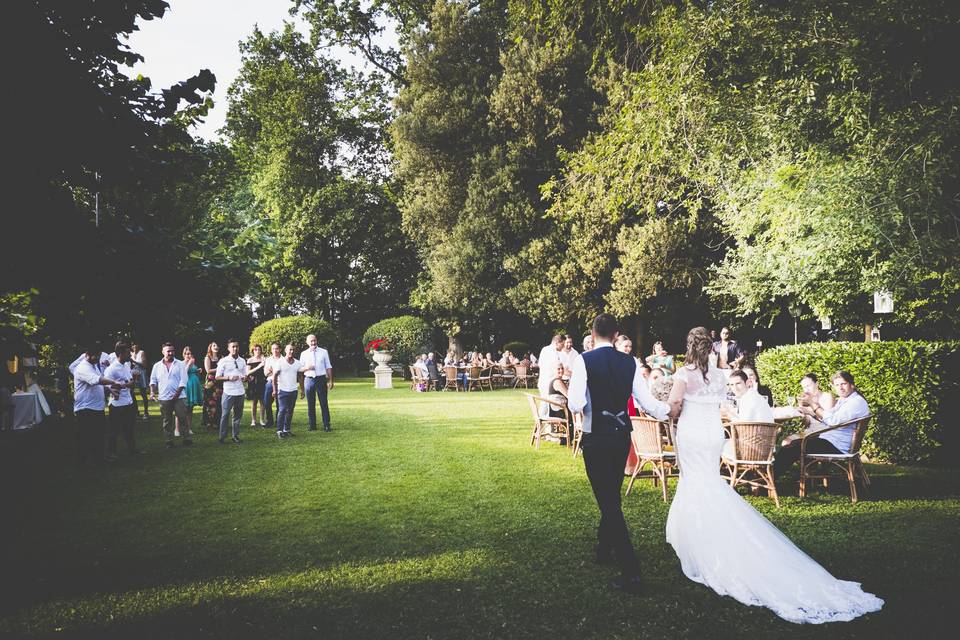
[425,352,441,391]
[774,371,869,476]
[546,361,569,442]
[723,370,775,423]
[444,350,456,366]
[529,352,538,366]
[648,367,665,388]
[638,363,653,383]
[741,365,773,406]
[800,372,834,412]
[645,340,675,376]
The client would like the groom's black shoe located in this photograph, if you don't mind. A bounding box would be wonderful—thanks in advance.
[610,574,644,595]
[594,545,616,566]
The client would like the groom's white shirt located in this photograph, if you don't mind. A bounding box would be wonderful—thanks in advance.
[567,341,670,433]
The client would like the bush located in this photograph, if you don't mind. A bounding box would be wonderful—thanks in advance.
[362,316,434,365]
[249,316,339,358]
[502,341,530,357]
[756,341,960,463]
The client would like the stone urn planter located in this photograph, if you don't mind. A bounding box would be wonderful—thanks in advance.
[371,350,393,389]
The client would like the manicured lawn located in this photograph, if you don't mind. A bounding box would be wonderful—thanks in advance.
[1,379,957,638]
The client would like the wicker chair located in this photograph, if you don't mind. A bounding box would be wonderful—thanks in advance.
[408,366,422,391]
[625,416,676,502]
[442,366,459,391]
[513,364,531,388]
[465,366,482,392]
[478,366,494,391]
[525,394,571,451]
[571,411,584,458]
[800,415,872,503]
[721,421,781,508]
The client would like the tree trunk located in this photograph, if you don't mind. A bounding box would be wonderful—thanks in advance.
[864,323,873,343]
[447,333,463,359]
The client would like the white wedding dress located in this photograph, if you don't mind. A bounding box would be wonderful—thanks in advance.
[665,364,883,624]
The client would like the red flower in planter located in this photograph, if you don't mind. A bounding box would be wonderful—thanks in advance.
[365,338,391,353]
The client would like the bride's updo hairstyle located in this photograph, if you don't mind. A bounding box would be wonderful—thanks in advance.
[685,326,713,382]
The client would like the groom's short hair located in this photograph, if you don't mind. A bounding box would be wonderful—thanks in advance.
[592,313,618,340]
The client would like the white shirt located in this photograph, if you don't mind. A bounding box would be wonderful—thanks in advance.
[735,388,775,423]
[69,352,110,375]
[556,347,579,369]
[567,342,670,433]
[104,360,133,407]
[73,358,107,412]
[216,355,247,397]
[275,357,302,392]
[263,355,283,380]
[817,392,870,453]
[150,359,188,401]
[415,359,429,375]
[300,347,332,378]
[536,345,558,392]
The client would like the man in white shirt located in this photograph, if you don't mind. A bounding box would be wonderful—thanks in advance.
[774,370,870,476]
[74,345,126,465]
[262,342,283,429]
[215,339,247,444]
[556,334,579,370]
[537,334,564,416]
[300,334,333,431]
[150,342,192,448]
[104,342,141,459]
[567,314,670,595]
[273,343,309,438]
[722,370,774,460]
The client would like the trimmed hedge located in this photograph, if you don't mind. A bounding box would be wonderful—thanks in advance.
[362,316,434,366]
[756,341,960,463]
[249,316,339,357]
[502,341,530,357]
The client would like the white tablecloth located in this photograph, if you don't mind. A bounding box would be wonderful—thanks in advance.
[11,392,43,429]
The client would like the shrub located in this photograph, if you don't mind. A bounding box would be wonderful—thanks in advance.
[502,341,530,357]
[362,316,434,365]
[756,341,960,463]
[249,316,339,358]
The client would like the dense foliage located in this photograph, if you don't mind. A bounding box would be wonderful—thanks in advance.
[248,316,339,357]
[756,341,960,463]
[362,316,434,364]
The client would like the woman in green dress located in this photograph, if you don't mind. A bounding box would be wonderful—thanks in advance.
[183,346,204,409]
[645,340,676,377]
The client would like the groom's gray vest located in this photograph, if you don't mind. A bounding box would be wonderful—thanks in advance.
[582,346,636,435]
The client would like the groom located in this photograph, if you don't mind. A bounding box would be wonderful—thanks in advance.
[568,313,671,594]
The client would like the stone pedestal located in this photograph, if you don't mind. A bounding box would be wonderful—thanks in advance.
[372,351,393,389]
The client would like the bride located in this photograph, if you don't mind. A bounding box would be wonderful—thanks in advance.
[664,327,883,624]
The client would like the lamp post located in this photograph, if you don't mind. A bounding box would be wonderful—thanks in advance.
[871,291,894,342]
[789,303,802,345]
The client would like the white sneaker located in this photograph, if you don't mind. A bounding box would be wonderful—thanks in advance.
[250,420,256,427]
[174,429,181,437]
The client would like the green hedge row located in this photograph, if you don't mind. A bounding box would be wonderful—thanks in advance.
[756,341,960,463]
[249,316,339,356]
[362,316,434,366]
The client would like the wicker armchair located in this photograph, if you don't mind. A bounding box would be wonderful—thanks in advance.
[721,421,781,508]
[571,411,584,458]
[625,416,676,502]
[800,415,872,503]
[442,366,459,391]
[408,366,423,391]
[466,366,482,392]
[525,393,571,451]
[478,366,493,391]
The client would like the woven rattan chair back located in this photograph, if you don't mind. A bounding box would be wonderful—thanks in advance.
[730,422,778,462]
[630,416,664,456]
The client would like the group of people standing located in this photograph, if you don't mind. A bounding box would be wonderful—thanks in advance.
[69,334,335,464]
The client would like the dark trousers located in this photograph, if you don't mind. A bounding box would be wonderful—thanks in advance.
[75,409,105,464]
[774,436,842,476]
[276,389,297,433]
[581,431,640,577]
[220,394,244,439]
[262,380,275,427]
[304,376,330,430]
[107,403,136,455]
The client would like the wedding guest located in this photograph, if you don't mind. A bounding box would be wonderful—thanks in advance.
[203,342,222,429]
[646,341,676,376]
[104,342,140,459]
[557,334,579,370]
[649,367,665,387]
[246,344,267,427]
[547,361,570,441]
[273,343,308,438]
[800,373,835,413]
[638,363,653,382]
[180,346,203,436]
[537,334,564,399]
[216,339,247,444]
[130,343,150,419]
[149,343,192,449]
[614,335,633,356]
[415,354,430,378]
[529,352,539,366]
[712,326,745,370]
[444,350,457,366]
[774,371,870,476]
[300,334,333,432]
[582,334,594,352]
[74,346,125,465]
[262,343,283,427]
[722,370,774,424]
[740,365,773,406]
[426,352,441,391]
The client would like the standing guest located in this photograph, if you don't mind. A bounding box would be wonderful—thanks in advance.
[273,343,307,438]
[646,341,676,377]
[74,346,125,464]
[179,346,203,437]
[203,342,222,430]
[130,343,150,419]
[425,352,441,391]
[740,364,772,406]
[537,334,564,414]
[149,343,192,449]
[300,334,334,432]
[557,335,580,370]
[582,334,595,352]
[530,352,539,366]
[711,326,745,370]
[216,339,247,444]
[246,344,267,427]
[262,343,283,427]
[104,342,140,459]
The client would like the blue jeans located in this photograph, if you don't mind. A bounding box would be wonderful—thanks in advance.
[262,380,275,427]
[276,390,297,433]
[304,375,330,430]
[219,394,244,439]
[459,372,469,391]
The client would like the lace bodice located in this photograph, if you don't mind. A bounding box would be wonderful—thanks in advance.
[675,363,726,404]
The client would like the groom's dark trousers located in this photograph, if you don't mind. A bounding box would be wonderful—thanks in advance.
[582,430,641,577]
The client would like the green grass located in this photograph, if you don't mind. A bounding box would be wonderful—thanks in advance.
[0,378,957,638]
